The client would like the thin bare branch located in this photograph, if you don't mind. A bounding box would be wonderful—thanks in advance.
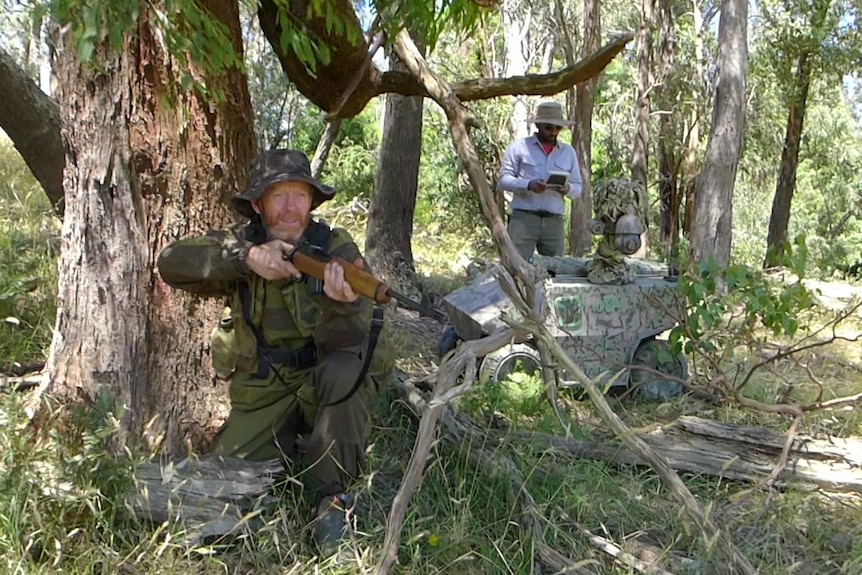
[376,329,516,574]
[555,506,680,575]
[394,377,598,575]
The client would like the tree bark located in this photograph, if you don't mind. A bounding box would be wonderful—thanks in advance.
[364,51,424,287]
[631,0,654,258]
[631,0,654,193]
[569,0,601,257]
[0,45,65,213]
[681,0,704,237]
[45,0,255,454]
[690,0,747,268]
[656,0,677,251]
[763,52,812,268]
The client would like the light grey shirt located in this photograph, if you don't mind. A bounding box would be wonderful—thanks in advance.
[497,134,583,215]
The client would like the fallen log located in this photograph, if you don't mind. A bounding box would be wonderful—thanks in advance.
[504,416,862,493]
[129,455,283,546]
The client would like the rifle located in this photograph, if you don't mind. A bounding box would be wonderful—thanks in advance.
[283,247,447,323]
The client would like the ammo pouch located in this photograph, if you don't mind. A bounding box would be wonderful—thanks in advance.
[211,308,237,380]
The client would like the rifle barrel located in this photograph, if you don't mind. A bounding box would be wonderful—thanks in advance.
[387,289,447,323]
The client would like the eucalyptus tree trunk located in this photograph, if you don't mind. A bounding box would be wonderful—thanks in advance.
[503,0,532,139]
[568,0,601,256]
[364,52,424,287]
[682,0,704,237]
[763,53,812,268]
[656,0,678,250]
[631,0,654,257]
[761,0,831,268]
[690,0,747,268]
[48,0,255,454]
[631,0,654,191]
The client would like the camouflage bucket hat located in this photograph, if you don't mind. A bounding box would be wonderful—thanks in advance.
[231,149,336,217]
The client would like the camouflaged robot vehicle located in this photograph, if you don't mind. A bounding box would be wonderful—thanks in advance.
[439,179,688,401]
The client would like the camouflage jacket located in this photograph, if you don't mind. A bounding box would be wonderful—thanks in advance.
[157,219,394,387]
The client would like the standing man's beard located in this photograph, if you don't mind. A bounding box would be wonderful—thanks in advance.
[536,132,557,145]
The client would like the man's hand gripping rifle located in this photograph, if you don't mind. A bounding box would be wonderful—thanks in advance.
[283,246,447,323]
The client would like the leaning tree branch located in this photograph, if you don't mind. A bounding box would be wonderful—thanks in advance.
[326,26,385,120]
[310,25,387,178]
[376,25,567,574]
[0,45,64,213]
[377,32,634,102]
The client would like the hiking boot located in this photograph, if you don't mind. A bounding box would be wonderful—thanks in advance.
[312,493,355,560]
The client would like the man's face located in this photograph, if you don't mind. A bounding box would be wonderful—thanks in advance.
[535,123,563,145]
[252,180,313,243]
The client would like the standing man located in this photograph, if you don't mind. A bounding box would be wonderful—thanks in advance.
[498,100,583,261]
[157,149,394,559]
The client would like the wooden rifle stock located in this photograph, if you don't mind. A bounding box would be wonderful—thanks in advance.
[283,247,447,322]
[286,249,392,304]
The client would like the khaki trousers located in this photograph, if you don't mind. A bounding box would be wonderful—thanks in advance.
[214,350,373,497]
[507,210,565,261]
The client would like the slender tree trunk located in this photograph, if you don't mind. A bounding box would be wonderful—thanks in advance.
[631,0,654,191]
[631,0,654,257]
[311,120,342,179]
[658,138,677,248]
[503,0,532,139]
[364,50,424,287]
[682,0,704,237]
[690,0,747,267]
[47,0,255,454]
[656,0,677,250]
[763,52,812,268]
[568,0,600,257]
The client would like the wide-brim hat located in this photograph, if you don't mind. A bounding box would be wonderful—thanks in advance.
[527,101,574,127]
[231,149,336,217]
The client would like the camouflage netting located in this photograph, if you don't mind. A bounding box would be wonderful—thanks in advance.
[587,178,649,285]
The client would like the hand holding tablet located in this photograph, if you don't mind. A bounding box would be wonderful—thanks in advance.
[543,171,570,190]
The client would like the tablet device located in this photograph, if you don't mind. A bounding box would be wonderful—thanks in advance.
[544,171,570,188]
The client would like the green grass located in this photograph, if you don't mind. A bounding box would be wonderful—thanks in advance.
[0,139,59,371]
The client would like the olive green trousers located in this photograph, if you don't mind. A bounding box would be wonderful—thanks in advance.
[214,350,374,497]
[507,209,566,261]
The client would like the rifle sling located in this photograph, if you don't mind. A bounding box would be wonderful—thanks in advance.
[322,304,385,407]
